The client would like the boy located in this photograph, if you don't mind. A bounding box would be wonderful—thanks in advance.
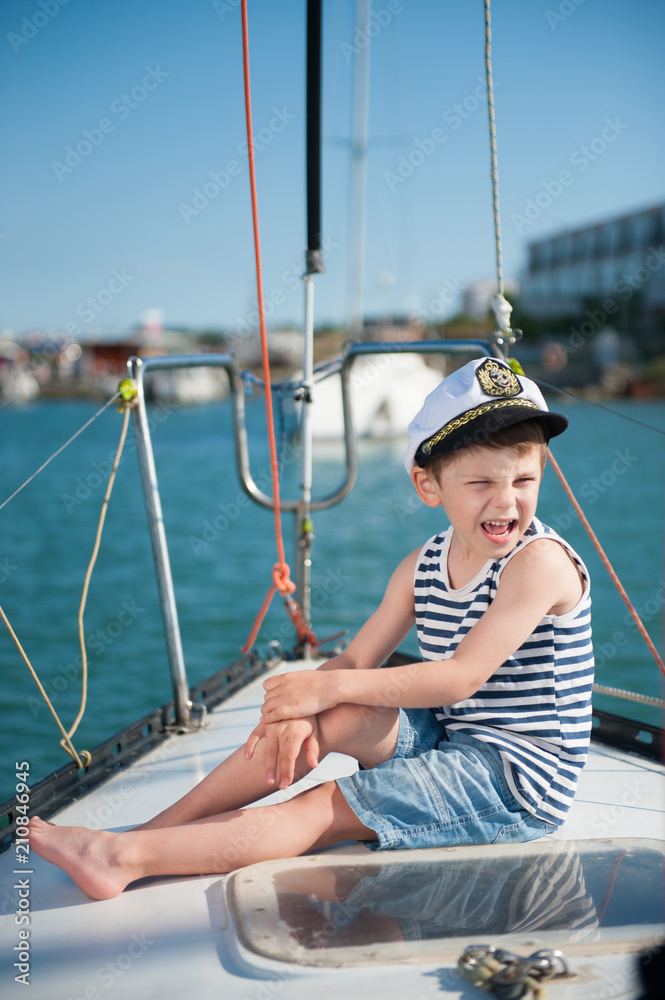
[30,357,593,900]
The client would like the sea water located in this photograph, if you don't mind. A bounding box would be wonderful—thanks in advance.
[0,394,663,804]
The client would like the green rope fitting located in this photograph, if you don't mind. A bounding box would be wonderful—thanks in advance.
[117,378,138,409]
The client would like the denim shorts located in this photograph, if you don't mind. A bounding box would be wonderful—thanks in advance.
[336,707,556,851]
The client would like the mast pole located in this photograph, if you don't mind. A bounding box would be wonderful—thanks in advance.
[346,0,371,339]
[298,0,324,655]
[306,0,324,278]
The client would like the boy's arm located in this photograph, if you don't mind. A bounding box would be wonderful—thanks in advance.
[243,548,419,788]
[261,538,583,719]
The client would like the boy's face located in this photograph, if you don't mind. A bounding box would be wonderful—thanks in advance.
[411,442,544,561]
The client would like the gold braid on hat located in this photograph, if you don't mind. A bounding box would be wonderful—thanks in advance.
[420,398,539,456]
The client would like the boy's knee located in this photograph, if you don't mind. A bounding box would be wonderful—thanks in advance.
[318,703,398,760]
[317,703,374,753]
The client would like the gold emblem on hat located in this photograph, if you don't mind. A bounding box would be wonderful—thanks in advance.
[476,358,522,397]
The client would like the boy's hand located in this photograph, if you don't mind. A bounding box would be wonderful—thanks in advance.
[261,670,338,723]
[244,716,320,789]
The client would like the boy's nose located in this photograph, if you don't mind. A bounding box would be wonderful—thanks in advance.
[493,486,516,510]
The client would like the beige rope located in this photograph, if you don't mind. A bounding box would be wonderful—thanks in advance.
[593,683,665,709]
[0,387,137,769]
[0,604,88,768]
[63,402,133,758]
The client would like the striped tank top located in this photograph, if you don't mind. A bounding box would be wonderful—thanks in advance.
[414,517,594,825]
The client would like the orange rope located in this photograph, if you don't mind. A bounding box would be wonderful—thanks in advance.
[239,0,315,655]
[547,448,665,679]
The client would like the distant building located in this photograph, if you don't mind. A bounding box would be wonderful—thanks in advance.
[230,328,304,369]
[361,316,425,342]
[80,327,227,403]
[80,328,191,382]
[519,203,665,349]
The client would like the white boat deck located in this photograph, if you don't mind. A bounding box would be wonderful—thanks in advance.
[1,657,663,999]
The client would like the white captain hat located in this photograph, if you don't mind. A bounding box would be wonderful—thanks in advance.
[404,357,568,472]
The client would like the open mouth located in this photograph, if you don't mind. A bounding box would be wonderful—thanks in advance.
[481,519,517,539]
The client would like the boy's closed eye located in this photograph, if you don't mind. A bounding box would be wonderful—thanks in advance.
[466,476,536,485]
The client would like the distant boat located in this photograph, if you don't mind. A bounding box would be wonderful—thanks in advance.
[309,352,442,440]
[145,365,229,405]
[0,340,40,404]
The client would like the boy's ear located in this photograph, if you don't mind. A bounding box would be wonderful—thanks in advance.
[410,465,442,508]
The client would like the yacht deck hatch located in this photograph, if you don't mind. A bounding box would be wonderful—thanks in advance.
[227,838,665,967]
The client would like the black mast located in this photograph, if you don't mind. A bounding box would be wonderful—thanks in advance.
[305,0,324,274]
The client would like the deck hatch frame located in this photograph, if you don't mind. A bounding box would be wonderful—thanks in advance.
[226,838,665,968]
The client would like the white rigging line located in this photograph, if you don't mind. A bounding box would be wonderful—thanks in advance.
[483,0,516,338]
[484,0,504,299]
[0,393,120,513]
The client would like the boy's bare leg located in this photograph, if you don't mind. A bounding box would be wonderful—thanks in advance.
[137,703,400,830]
[30,779,376,901]
[29,704,399,900]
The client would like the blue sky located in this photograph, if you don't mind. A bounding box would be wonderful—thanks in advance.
[0,0,663,340]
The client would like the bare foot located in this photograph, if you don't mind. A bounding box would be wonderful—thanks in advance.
[29,816,135,900]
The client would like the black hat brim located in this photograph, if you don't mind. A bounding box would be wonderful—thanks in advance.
[415,403,568,466]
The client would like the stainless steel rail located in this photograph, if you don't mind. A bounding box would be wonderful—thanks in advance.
[127,339,500,726]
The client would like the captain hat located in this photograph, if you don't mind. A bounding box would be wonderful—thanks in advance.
[404,357,568,472]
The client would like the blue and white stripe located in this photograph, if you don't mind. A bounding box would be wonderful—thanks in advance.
[414,518,594,824]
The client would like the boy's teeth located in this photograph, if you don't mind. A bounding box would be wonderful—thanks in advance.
[484,520,511,536]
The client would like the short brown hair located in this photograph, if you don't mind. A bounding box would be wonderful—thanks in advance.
[425,418,547,481]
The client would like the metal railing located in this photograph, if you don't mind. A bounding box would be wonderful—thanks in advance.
[127,339,500,726]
